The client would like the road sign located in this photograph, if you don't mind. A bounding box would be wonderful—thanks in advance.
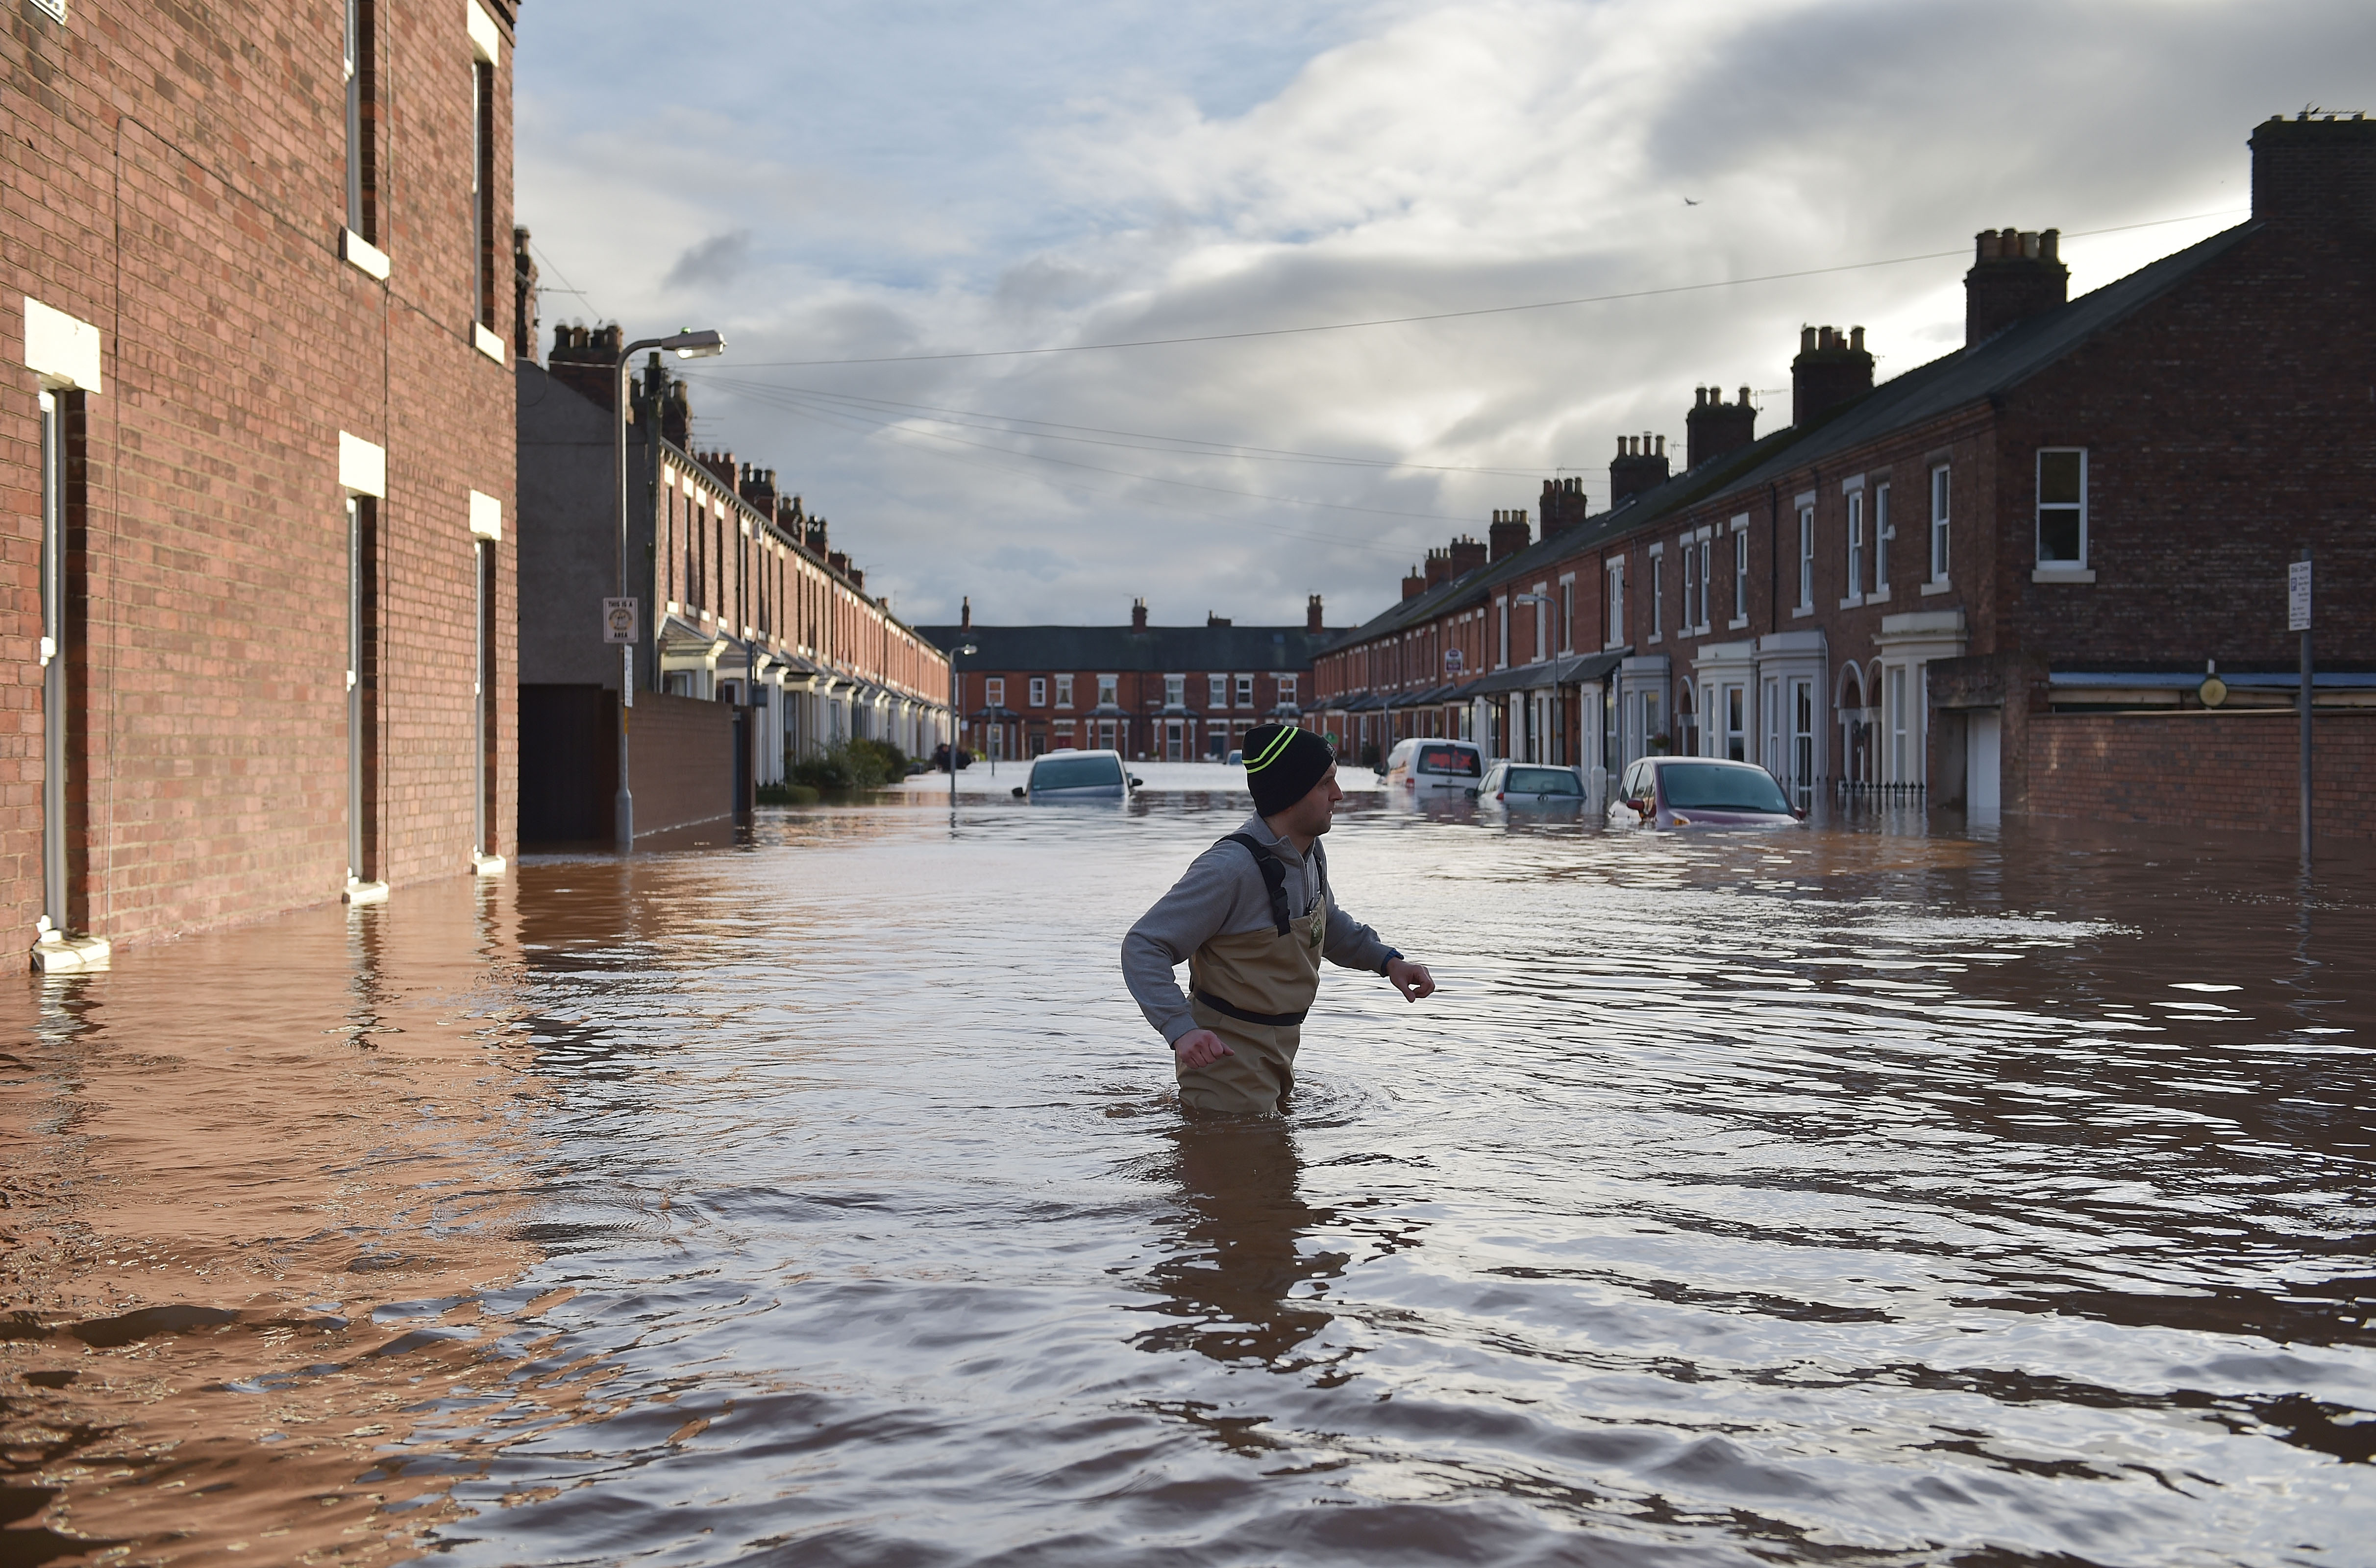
[2287,560,2312,632]
[603,597,640,643]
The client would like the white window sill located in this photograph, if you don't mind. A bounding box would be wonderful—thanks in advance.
[340,228,390,280]
[1921,580,1953,596]
[1791,606,1812,619]
[667,600,680,614]
[1870,587,1891,604]
[2032,566,2095,584]
[473,322,506,364]
[1838,594,1863,611]
[1727,615,1749,630]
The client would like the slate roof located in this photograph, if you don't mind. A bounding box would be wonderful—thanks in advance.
[1321,220,2264,662]
[913,624,1328,672]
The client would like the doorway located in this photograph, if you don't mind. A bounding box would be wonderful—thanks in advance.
[1967,709,2002,815]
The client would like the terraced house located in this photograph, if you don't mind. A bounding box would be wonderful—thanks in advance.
[1314,114,2374,833]
[4,0,524,966]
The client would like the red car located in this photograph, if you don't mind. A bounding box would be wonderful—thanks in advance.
[1616,757,1803,828]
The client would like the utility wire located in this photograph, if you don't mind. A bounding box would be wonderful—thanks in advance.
[681,373,1557,478]
[721,209,2246,368]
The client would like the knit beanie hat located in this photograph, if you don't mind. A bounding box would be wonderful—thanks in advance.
[1243,723,1335,817]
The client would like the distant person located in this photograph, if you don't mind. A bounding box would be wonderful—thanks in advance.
[1122,724,1435,1114]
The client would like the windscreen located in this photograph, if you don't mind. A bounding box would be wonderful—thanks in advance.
[1505,767,1581,795]
[1658,762,1793,813]
[1417,745,1482,778]
[1031,756,1122,790]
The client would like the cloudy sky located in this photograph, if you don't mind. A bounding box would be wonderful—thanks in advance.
[515,0,2367,630]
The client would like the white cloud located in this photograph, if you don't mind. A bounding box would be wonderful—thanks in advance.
[516,0,2368,631]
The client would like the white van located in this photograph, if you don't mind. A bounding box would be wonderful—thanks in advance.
[1384,737,1485,794]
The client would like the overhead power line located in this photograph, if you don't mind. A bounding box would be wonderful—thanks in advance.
[722,209,2247,369]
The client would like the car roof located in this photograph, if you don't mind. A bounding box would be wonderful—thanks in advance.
[1651,756,1766,769]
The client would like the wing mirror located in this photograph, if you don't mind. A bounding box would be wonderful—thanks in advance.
[1011,786,1025,799]
[1128,776,1143,788]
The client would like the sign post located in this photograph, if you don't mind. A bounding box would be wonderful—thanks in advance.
[605,597,640,850]
[2288,554,2312,870]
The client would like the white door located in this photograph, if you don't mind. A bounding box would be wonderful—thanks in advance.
[1967,709,2002,815]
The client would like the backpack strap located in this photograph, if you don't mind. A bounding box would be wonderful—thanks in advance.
[1221,833,1294,937]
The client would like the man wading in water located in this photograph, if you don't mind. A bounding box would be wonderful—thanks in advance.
[1123,724,1436,1114]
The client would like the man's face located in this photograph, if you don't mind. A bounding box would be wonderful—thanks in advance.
[1285,763,1343,837]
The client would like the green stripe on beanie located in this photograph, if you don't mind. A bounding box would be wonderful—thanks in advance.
[1242,723,1334,816]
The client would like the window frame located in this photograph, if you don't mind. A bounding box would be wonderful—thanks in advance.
[1605,560,1625,649]
[1843,488,1865,607]
[1928,464,1951,586]
[1029,676,1047,709]
[1055,673,1074,709]
[2035,446,2088,569]
[1164,673,1185,708]
[1796,504,1815,612]
[1235,673,1253,708]
[1648,546,1664,644]
[986,676,1006,709]
[1096,674,1118,707]
[1874,482,1892,597]
[1277,674,1297,705]
[1208,673,1227,710]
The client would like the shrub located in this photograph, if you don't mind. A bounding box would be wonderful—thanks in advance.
[790,739,908,792]
[755,782,821,806]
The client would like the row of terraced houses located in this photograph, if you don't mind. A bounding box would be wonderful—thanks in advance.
[1310,115,2374,834]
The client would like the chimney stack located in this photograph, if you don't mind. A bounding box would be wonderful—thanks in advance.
[1686,385,1758,469]
[806,512,828,557]
[1447,535,1487,578]
[1207,611,1232,627]
[1131,597,1149,633]
[2251,112,2376,235]
[1609,433,1671,505]
[1539,476,1590,537]
[739,464,778,514]
[1489,508,1531,562]
[1403,566,1428,601]
[1791,325,1874,425]
[1963,230,2068,346]
[545,321,626,410]
[961,595,972,630]
[1307,594,1325,633]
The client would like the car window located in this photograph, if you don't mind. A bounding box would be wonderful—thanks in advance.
[1656,761,1793,813]
[1507,767,1580,795]
[1417,745,1481,777]
[1030,756,1123,790]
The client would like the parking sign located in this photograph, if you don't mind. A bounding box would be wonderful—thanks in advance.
[603,597,640,643]
[2287,561,2312,632]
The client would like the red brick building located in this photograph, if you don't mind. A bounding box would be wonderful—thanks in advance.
[3,0,522,964]
[919,597,1328,762]
[1315,115,2375,830]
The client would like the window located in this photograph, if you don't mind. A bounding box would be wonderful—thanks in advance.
[1497,598,1510,667]
[1649,554,1664,642]
[1724,685,1746,762]
[1929,464,1951,583]
[343,0,370,236]
[1055,674,1074,709]
[1278,675,1297,705]
[1797,506,1815,611]
[472,59,495,326]
[1532,583,1548,662]
[1606,561,1625,647]
[1874,483,1892,596]
[2037,448,2086,564]
[1208,674,1227,709]
[1559,576,1574,652]
[1236,674,1253,707]
[1029,677,1047,708]
[1845,490,1865,603]
[1732,527,1749,621]
[1165,674,1185,707]
[986,677,1005,708]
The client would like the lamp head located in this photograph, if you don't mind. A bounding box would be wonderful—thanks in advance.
[664,328,726,360]
[958,643,979,657]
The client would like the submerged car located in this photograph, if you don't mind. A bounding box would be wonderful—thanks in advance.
[1384,737,1485,795]
[1474,761,1587,810]
[1615,757,1802,828]
[1012,748,1139,801]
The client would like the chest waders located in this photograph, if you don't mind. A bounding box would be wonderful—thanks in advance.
[1179,834,1329,1115]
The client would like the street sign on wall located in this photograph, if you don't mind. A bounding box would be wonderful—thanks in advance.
[2287,560,2313,632]
[603,598,640,643]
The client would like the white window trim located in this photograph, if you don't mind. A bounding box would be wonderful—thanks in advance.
[1557,571,1576,653]
[2033,446,2093,582]
[1605,559,1625,649]
[1872,481,1893,601]
[1840,485,1866,610]
[24,297,102,392]
[467,0,501,64]
[1729,515,1750,628]
[1926,463,1952,591]
[1793,496,1815,616]
[468,489,501,540]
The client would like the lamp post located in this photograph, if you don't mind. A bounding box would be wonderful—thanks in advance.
[614,327,725,852]
[949,642,977,816]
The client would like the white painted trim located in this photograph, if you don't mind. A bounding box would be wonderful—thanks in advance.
[341,228,390,280]
[472,322,506,363]
[339,431,386,497]
[2031,567,2097,584]
[469,489,502,540]
[23,296,101,391]
[467,0,500,63]
[1840,473,1865,492]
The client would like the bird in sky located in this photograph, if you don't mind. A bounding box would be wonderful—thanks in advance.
[1683,196,1700,206]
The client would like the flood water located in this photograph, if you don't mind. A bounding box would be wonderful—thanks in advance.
[4,784,2373,1566]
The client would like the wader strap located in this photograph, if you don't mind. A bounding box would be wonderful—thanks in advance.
[1194,990,1310,1028]
[1221,833,1293,937]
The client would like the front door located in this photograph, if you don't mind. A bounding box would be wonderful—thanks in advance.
[1164,721,1183,760]
[1967,709,2002,814]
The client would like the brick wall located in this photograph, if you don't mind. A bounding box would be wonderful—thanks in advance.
[1,0,517,951]
[2028,710,2374,838]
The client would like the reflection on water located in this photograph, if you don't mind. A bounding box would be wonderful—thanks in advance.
[3,800,2372,1565]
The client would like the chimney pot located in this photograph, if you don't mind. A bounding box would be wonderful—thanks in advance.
[1792,320,1877,425]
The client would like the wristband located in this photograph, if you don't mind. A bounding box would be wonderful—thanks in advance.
[1377,948,1403,976]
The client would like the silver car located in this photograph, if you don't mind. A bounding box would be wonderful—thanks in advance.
[1475,761,1587,810]
[1615,757,1802,829]
[1013,749,1138,802]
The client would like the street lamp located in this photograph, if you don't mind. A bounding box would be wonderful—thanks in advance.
[614,327,725,852]
[949,642,977,815]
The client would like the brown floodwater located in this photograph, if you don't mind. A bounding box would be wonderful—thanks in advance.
[3,791,2372,1566]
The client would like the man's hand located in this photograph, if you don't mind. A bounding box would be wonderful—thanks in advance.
[1173,1028,1233,1071]
[1386,957,1436,1002]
